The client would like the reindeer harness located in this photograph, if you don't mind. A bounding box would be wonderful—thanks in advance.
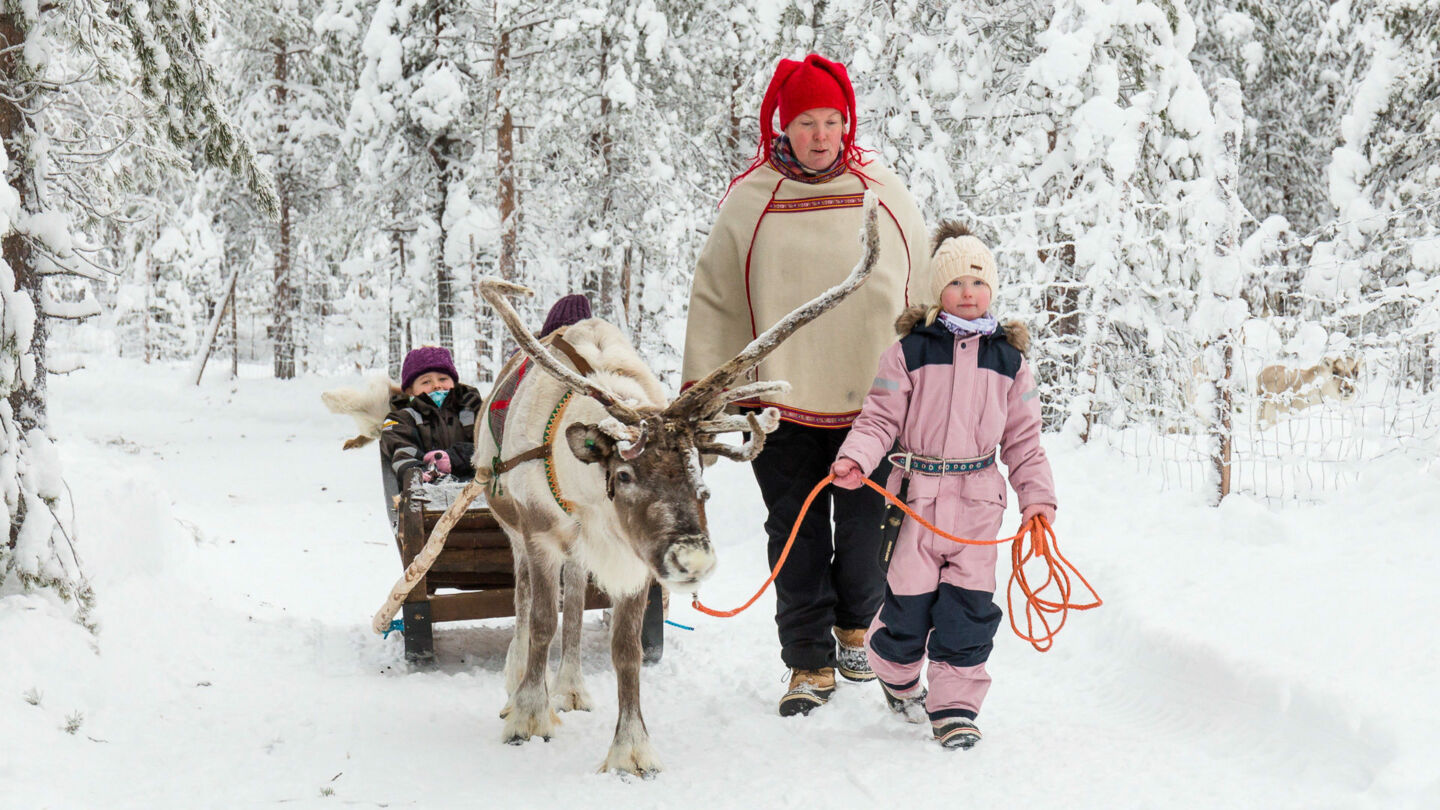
[486,330,595,513]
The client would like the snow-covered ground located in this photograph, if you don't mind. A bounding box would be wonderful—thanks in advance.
[4,358,1438,809]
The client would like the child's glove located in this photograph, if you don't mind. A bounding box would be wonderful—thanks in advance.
[423,450,452,475]
[1021,503,1056,526]
[830,458,865,490]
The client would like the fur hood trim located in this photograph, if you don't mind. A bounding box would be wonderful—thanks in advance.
[895,306,929,335]
[894,306,1031,356]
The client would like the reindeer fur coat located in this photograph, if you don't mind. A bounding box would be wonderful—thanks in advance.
[683,159,929,427]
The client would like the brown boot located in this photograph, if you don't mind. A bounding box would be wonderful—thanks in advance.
[834,627,875,682]
[778,667,836,717]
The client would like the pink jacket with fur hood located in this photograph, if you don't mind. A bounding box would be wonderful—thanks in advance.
[837,307,1056,517]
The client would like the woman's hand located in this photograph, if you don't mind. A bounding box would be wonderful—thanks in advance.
[830,458,865,490]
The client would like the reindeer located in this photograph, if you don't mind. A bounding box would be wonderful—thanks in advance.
[469,195,880,776]
[1255,356,1362,428]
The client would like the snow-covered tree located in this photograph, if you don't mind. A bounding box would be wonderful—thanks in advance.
[1,0,273,625]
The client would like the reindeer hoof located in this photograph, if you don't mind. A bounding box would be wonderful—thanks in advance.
[599,741,662,777]
[501,705,560,745]
[552,688,594,713]
[600,764,660,780]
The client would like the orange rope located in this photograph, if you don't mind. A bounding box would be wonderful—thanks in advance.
[691,474,1102,652]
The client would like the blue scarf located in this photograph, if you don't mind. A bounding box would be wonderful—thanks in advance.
[426,390,449,408]
[938,312,998,337]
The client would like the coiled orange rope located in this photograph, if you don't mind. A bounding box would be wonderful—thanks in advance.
[691,474,1102,652]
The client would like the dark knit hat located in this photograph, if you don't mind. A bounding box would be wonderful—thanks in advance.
[401,346,459,391]
[540,294,593,337]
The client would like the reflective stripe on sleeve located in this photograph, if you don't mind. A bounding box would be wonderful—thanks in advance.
[871,376,900,392]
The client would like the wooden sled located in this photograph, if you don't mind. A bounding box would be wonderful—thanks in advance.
[384,461,665,666]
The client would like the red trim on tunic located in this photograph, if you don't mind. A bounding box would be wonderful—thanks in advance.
[743,178,787,344]
[734,398,860,429]
[856,174,912,309]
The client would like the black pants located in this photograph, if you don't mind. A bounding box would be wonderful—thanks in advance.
[751,421,892,670]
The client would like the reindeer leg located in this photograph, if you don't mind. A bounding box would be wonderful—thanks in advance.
[599,581,660,777]
[500,544,531,718]
[553,559,594,712]
[502,545,561,744]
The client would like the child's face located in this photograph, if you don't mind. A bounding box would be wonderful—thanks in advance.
[407,371,455,397]
[940,275,992,320]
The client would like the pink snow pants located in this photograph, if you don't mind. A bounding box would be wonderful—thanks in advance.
[864,494,1005,722]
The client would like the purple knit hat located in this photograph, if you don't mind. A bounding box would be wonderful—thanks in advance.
[401,346,459,391]
[540,294,593,337]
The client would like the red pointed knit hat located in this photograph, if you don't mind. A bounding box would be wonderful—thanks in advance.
[760,54,857,149]
[723,54,866,203]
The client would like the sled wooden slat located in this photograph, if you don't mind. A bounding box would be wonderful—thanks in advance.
[382,474,660,665]
[390,479,619,664]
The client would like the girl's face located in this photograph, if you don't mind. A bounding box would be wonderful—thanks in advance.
[940,276,992,320]
[407,371,455,397]
[784,107,845,171]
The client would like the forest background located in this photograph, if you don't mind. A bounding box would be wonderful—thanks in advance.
[2,0,1438,621]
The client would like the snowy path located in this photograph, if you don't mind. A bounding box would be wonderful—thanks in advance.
[4,360,1437,809]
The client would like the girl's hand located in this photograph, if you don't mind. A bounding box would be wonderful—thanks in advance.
[830,458,865,490]
[1021,503,1056,526]
[423,450,452,474]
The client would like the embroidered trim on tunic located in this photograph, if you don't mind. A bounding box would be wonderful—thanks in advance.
[764,193,866,214]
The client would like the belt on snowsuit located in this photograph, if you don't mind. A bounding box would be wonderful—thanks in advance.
[887,449,996,476]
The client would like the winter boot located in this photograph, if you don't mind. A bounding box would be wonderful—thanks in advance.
[834,627,875,682]
[778,668,836,717]
[932,718,982,750]
[880,681,928,724]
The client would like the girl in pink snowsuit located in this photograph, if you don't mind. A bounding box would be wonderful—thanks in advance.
[830,223,1056,750]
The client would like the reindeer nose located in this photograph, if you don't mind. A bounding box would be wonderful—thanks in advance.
[661,535,717,586]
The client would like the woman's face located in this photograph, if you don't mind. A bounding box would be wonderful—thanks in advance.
[407,371,455,397]
[784,107,845,171]
[940,276,992,321]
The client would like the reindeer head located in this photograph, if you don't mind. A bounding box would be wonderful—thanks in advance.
[1328,356,1362,400]
[562,414,717,587]
[477,193,880,591]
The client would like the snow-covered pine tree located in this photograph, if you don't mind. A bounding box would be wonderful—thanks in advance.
[1,0,274,625]
[215,0,349,378]
[1315,0,1440,390]
[1009,0,1228,448]
[348,0,487,362]
[1189,0,1348,238]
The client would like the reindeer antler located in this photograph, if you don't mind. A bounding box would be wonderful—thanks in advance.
[666,191,881,423]
[695,411,775,462]
[477,278,643,424]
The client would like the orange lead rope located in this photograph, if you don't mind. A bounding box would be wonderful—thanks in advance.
[691,474,1102,652]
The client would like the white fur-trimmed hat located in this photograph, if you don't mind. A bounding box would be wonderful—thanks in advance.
[928,222,998,305]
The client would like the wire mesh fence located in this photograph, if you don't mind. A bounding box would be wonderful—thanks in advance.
[1085,308,1439,503]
